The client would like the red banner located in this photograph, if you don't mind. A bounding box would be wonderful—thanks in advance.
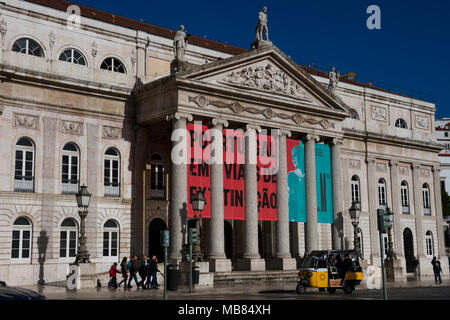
[187,123,277,221]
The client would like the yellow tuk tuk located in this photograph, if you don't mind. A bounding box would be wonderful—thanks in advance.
[296,250,363,294]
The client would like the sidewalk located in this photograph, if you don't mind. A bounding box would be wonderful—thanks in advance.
[21,275,449,300]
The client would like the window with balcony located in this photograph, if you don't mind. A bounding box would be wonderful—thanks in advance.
[12,38,44,57]
[422,183,431,215]
[104,148,120,197]
[351,175,360,204]
[59,48,87,66]
[62,143,80,194]
[14,138,35,193]
[400,181,410,214]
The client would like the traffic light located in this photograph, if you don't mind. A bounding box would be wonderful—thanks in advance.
[189,228,198,244]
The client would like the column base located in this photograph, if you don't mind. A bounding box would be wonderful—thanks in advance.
[385,258,407,283]
[209,258,232,272]
[267,258,297,271]
[236,258,266,271]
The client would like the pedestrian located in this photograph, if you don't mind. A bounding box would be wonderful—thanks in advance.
[412,256,419,280]
[150,255,160,289]
[138,256,147,289]
[431,257,442,284]
[108,262,118,288]
[340,254,354,284]
[127,256,140,288]
[118,257,129,288]
[144,258,152,289]
[335,254,343,277]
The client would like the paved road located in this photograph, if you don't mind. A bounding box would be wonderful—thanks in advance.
[22,281,450,300]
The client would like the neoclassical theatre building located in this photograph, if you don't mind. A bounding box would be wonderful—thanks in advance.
[0,0,448,286]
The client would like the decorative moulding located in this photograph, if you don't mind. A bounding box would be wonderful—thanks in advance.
[399,165,409,176]
[217,62,314,103]
[60,120,83,135]
[415,115,429,130]
[376,162,387,173]
[102,125,121,139]
[420,168,431,179]
[188,95,335,130]
[349,159,361,170]
[371,105,387,122]
[13,113,39,130]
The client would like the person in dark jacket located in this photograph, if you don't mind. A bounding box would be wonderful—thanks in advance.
[137,256,147,289]
[340,254,354,283]
[127,256,140,288]
[149,255,160,289]
[118,257,128,288]
[412,256,419,280]
[431,257,442,283]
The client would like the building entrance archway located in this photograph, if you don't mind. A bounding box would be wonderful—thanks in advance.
[149,218,167,261]
[403,228,414,273]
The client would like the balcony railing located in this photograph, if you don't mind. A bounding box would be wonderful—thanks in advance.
[14,176,34,192]
[150,188,165,200]
[104,182,120,197]
[424,207,431,215]
[401,205,410,214]
[62,180,79,194]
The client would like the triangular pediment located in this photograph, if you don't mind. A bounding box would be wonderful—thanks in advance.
[177,45,350,115]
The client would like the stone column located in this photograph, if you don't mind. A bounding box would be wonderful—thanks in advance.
[330,138,344,250]
[389,160,403,258]
[237,124,265,271]
[208,118,232,272]
[166,112,192,261]
[304,134,320,255]
[269,129,296,270]
[432,167,447,259]
[411,163,425,259]
[366,157,380,263]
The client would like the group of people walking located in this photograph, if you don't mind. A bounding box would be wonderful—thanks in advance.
[108,255,160,289]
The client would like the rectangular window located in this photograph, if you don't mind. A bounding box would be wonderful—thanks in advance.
[60,231,67,257]
[111,232,118,257]
[69,231,77,257]
[103,232,109,256]
[11,230,20,259]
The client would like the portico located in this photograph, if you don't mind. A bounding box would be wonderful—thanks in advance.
[133,44,350,272]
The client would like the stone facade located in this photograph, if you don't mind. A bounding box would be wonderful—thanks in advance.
[0,0,447,286]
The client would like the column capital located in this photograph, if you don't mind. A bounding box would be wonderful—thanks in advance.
[276,128,292,137]
[410,162,421,171]
[165,112,193,122]
[389,159,399,167]
[211,118,229,128]
[365,156,376,164]
[432,166,441,173]
[304,133,320,142]
[331,138,344,146]
[245,124,262,132]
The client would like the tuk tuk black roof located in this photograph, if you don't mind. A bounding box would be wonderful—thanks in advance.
[307,250,358,258]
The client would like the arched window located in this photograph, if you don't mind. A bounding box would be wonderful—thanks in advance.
[11,217,32,262]
[400,181,410,214]
[425,231,434,257]
[351,175,360,204]
[395,118,408,129]
[100,57,126,74]
[60,218,78,258]
[378,178,387,208]
[14,138,35,192]
[422,183,431,215]
[150,154,165,200]
[350,109,360,120]
[12,38,44,57]
[103,220,119,258]
[62,143,80,194]
[59,48,87,66]
[104,148,120,197]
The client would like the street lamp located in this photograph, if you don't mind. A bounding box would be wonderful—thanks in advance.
[349,201,361,258]
[75,185,91,264]
[191,190,205,262]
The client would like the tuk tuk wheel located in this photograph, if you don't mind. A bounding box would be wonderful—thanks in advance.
[327,287,336,294]
[343,283,354,294]
[296,284,306,294]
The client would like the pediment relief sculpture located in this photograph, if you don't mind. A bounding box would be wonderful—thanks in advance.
[217,63,313,102]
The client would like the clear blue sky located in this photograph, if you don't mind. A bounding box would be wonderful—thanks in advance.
[73,0,450,117]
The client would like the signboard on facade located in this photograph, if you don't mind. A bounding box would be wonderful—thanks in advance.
[186,123,332,223]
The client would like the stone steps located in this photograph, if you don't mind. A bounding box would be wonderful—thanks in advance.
[213,270,299,285]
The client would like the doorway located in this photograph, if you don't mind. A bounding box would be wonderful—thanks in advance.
[403,228,414,273]
[148,218,167,261]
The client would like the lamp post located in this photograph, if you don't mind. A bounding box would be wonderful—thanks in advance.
[349,201,361,258]
[75,185,91,264]
[377,202,393,300]
[191,190,206,262]
[385,206,396,261]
